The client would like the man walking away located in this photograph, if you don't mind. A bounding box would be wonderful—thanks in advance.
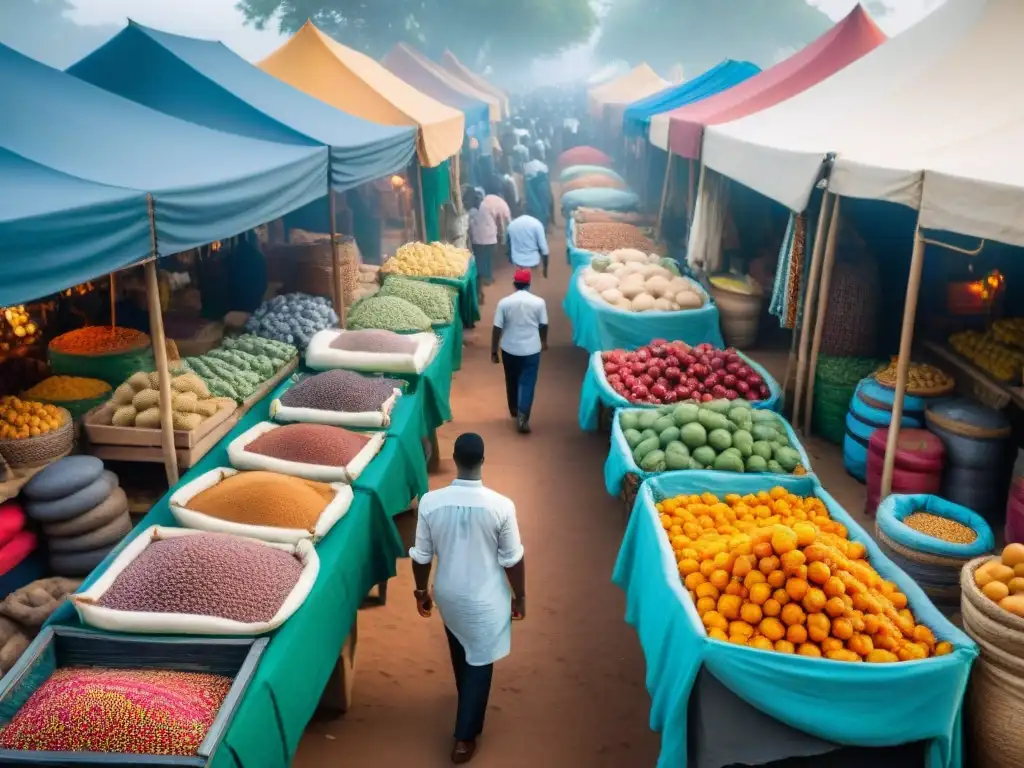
[505,213,549,279]
[468,181,512,288]
[492,269,548,433]
[411,433,526,764]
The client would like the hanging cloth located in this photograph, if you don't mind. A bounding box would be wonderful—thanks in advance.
[769,214,796,323]
[686,168,730,274]
[784,214,807,329]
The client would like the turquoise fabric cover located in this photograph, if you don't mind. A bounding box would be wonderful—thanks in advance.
[559,165,625,184]
[579,350,781,431]
[613,471,977,768]
[876,494,995,559]
[566,218,596,269]
[604,407,810,496]
[563,271,724,355]
[560,188,639,215]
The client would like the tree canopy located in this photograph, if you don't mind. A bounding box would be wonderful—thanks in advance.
[596,0,835,75]
[236,0,598,73]
[0,0,117,68]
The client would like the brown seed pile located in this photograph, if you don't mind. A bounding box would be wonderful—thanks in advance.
[330,329,419,354]
[0,667,231,755]
[187,471,334,529]
[246,424,370,467]
[576,222,655,253]
[903,511,978,544]
[99,533,304,622]
[280,370,401,413]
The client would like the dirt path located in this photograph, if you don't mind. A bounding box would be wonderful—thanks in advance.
[294,228,661,766]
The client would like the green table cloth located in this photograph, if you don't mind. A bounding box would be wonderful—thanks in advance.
[414,257,480,329]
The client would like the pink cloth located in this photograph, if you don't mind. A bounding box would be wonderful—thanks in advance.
[469,194,511,245]
[667,6,886,158]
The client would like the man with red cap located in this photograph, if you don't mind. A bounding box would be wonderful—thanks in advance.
[492,268,548,433]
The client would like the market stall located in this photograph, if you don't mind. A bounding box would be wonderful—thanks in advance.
[439,49,510,120]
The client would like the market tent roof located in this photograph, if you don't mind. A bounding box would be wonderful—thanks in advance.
[382,43,499,128]
[622,60,761,139]
[587,60,630,88]
[0,42,326,301]
[668,64,685,85]
[67,22,417,194]
[259,21,464,167]
[439,50,509,119]
[649,5,886,157]
[588,63,670,119]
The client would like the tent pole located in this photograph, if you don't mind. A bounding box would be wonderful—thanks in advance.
[417,164,428,242]
[687,158,696,225]
[109,273,117,329]
[656,153,674,236]
[329,188,346,327]
[803,195,841,435]
[145,194,178,487]
[881,222,927,497]
[791,191,833,427]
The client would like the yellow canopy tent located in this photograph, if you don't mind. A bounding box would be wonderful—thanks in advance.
[587,63,669,119]
[259,21,464,167]
[440,49,510,119]
[668,64,685,84]
[384,43,502,123]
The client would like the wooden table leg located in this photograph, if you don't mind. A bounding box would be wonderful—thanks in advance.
[316,615,358,718]
[427,429,441,474]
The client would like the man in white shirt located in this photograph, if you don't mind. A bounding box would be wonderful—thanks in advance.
[467,181,511,287]
[492,269,548,433]
[505,213,549,278]
[411,433,526,765]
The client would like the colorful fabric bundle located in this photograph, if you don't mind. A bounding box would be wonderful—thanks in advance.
[784,214,807,330]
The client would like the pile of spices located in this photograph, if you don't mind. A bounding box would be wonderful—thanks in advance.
[0,667,232,755]
[99,533,304,622]
[330,329,420,354]
[903,511,978,544]
[280,370,402,413]
[49,327,149,355]
[187,471,334,529]
[246,424,370,467]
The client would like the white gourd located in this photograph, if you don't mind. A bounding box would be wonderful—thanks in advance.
[645,275,672,298]
[593,273,619,293]
[670,302,682,311]
[619,277,646,300]
[600,288,624,304]
[676,290,704,310]
[614,298,633,311]
[611,248,648,264]
[631,292,656,312]
[653,297,673,311]
[668,277,691,294]
[647,253,661,264]
[583,269,599,288]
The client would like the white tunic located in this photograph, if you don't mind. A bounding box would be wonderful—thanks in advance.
[410,480,525,666]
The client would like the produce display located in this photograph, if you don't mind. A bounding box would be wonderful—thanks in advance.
[187,471,334,530]
[622,402,806,474]
[49,326,149,355]
[572,208,654,225]
[22,376,110,403]
[245,293,338,350]
[329,329,420,354]
[575,222,656,253]
[948,330,1024,382]
[873,359,954,393]
[98,533,303,623]
[379,276,455,324]
[106,371,232,430]
[990,317,1024,349]
[0,667,231,755]
[0,305,39,350]
[0,396,67,440]
[580,250,702,313]
[972,544,1024,615]
[902,511,977,544]
[658,488,951,660]
[352,263,382,303]
[382,242,470,279]
[279,370,403,414]
[346,295,434,333]
[178,335,296,404]
[601,341,771,405]
[244,424,370,468]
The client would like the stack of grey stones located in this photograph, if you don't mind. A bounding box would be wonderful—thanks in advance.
[22,456,131,577]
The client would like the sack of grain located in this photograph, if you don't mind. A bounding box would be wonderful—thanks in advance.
[305,329,438,374]
[72,526,318,635]
[271,370,403,428]
[227,422,385,483]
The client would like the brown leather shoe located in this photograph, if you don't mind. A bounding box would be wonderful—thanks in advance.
[451,739,476,764]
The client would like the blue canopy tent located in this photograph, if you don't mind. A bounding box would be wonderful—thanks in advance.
[622,60,761,139]
[67,22,418,192]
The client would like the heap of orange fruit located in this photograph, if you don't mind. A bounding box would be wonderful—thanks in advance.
[0,396,66,440]
[658,487,953,662]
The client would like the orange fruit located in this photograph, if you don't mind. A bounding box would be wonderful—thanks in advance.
[935,641,953,656]
[700,560,717,577]
[802,587,827,614]
[718,594,742,621]
[890,591,909,610]
[753,541,774,559]
[797,643,822,657]
[762,598,782,617]
[780,550,806,575]
[912,625,936,649]
[831,617,854,641]
[725,581,746,598]
[743,571,767,590]
[684,572,705,591]
[749,636,774,651]
[771,527,798,555]
[827,649,862,662]
[710,570,731,591]
[702,611,728,631]
[823,576,845,598]
[740,603,762,625]
[897,643,928,662]
[732,555,753,579]
[785,578,809,602]
[780,603,806,627]
[847,633,874,657]
[865,649,899,663]
[774,640,796,654]
[708,628,728,642]
[773,588,791,606]
[678,558,700,576]
[793,522,817,547]
[729,621,754,638]
[759,617,785,642]
[847,541,866,559]
[807,561,831,585]
[767,570,786,589]
[825,597,846,618]
[728,635,749,646]
[759,555,780,575]
[786,624,807,645]
[821,637,844,654]
[806,613,831,642]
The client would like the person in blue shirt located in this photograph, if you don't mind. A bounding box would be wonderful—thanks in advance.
[505,213,549,279]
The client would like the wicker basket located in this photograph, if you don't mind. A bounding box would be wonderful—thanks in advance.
[961,556,1024,768]
[264,238,361,307]
[821,257,880,357]
[0,408,73,468]
[875,527,968,611]
[620,472,641,520]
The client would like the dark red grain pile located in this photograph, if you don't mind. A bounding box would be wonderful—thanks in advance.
[247,424,370,467]
[330,329,419,354]
[280,370,402,413]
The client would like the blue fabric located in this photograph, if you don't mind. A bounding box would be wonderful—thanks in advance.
[877,495,995,559]
[563,271,724,356]
[579,350,781,432]
[0,41,327,303]
[613,471,977,768]
[770,214,796,321]
[622,60,761,138]
[525,172,552,225]
[502,351,540,419]
[68,23,417,193]
[604,407,811,496]
[559,165,624,184]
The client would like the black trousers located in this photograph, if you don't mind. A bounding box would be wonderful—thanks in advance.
[501,352,540,419]
[446,626,493,741]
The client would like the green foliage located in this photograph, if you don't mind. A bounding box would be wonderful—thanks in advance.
[597,0,834,74]
[236,0,597,72]
[0,0,119,68]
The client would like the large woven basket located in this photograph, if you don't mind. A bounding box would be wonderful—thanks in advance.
[620,472,641,521]
[821,257,880,357]
[0,408,73,468]
[961,556,1024,767]
[264,238,361,307]
[875,527,969,611]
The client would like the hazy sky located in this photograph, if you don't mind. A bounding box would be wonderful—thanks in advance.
[67,0,947,62]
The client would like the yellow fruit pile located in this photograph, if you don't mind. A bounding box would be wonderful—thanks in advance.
[948,330,1024,383]
[874,359,953,392]
[973,543,1024,617]
[659,487,952,662]
[382,242,470,279]
[0,396,65,440]
[23,375,111,402]
[990,318,1024,350]
[1,305,39,350]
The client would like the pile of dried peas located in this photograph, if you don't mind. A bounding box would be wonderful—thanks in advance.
[902,511,977,544]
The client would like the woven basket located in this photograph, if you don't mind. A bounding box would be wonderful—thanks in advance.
[961,556,1024,767]
[621,472,641,519]
[264,238,361,307]
[35,393,109,421]
[0,408,73,468]
[821,257,880,357]
[875,527,968,610]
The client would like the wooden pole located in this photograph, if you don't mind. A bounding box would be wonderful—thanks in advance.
[109,273,116,329]
[791,192,833,429]
[881,224,927,497]
[453,153,464,216]
[417,164,428,242]
[656,153,674,235]
[145,195,179,486]
[329,189,346,327]
[803,195,842,435]
[686,158,696,225]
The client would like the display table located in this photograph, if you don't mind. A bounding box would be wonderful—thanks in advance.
[613,472,977,768]
[415,258,481,329]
